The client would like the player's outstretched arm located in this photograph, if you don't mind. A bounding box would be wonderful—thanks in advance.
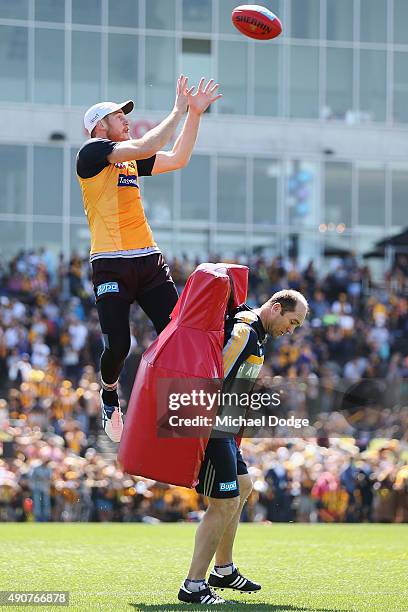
[151,78,222,175]
[107,75,193,164]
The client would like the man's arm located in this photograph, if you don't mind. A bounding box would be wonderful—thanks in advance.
[107,109,183,163]
[107,75,193,164]
[151,79,222,175]
[150,110,200,174]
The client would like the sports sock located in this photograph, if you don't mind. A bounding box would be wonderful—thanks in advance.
[214,562,236,576]
[101,378,118,392]
[184,579,206,592]
[101,378,119,413]
[101,389,119,412]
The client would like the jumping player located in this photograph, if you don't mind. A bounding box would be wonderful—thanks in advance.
[178,289,308,605]
[76,76,222,442]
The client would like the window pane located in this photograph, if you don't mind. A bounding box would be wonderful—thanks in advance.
[34,29,64,104]
[141,174,174,223]
[295,230,321,265]
[290,0,320,39]
[33,222,63,255]
[357,164,385,226]
[181,39,212,92]
[0,221,26,258]
[181,155,210,220]
[322,234,353,259]
[250,232,280,258]
[255,43,279,116]
[214,231,247,258]
[324,162,352,226]
[392,167,408,227]
[217,157,246,223]
[218,0,243,35]
[175,229,209,259]
[289,45,319,118]
[393,52,408,124]
[183,0,212,32]
[253,158,279,225]
[359,50,386,122]
[0,0,27,19]
[0,26,28,102]
[33,147,63,216]
[394,0,408,44]
[108,34,138,102]
[71,149,84,217]
[326,47,353,120]
[72,0,101,25]
[360,0,386,43]
[70,223,91,257]
[108,0,138,27]
[0,145,27,215]
[35,0,65,22]
[71,32,101,105]
[218,42,248,114]
[145,37,175,110]
[151,229,173,257]
[327,0,353,41]
[352,233,386,277]
[286,160,318,227]
[146,0,175,30]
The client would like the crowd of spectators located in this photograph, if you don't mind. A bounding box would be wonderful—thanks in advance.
[0,248,407,523]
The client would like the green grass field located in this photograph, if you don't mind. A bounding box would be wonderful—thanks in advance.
[0,524,407,611]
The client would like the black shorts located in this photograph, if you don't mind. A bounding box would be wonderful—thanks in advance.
[195,438,248,499]
[91,253,174,304]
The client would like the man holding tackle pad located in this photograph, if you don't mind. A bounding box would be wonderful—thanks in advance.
[179,290,308,605]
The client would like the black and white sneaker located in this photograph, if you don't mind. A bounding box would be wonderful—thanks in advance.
[208,568,261,593]
[178,583,225,605]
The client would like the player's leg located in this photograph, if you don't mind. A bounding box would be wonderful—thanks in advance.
[208,443,261,593]
[136,253,178,334]
[96,296,131,441]
[138,281,178,334]
[91,258,133,442]
[187,495,240,581]
[177,496,238,604]
[178,439,240,604]
[213,473,253,566]
[97,296,131,389]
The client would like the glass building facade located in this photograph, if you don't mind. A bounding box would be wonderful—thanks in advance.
[0,0,407,266]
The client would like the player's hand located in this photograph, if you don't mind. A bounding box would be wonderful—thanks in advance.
[188,78,222,115]
[173,74,195,114]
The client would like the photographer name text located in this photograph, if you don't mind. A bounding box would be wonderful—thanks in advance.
[168,415,310,429]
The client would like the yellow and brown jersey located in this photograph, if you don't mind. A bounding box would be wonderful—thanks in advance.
[76,138,159,261]
[209,305,267,438]
[223,305,266,386]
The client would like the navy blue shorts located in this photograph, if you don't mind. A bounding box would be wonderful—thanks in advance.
[195,438,248,499]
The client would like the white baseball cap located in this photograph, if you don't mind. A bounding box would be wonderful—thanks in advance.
[83,100,134,135]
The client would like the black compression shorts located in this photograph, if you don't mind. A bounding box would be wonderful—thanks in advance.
[92,253,178,335]
[91,253,175,304]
